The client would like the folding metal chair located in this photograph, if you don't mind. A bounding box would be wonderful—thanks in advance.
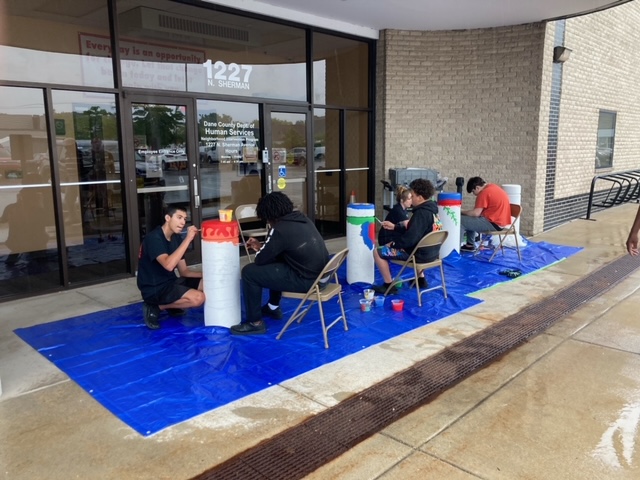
[384,230,448,306]
[276,248,349,348]
[235,204,269,262]
[484,204,522,263]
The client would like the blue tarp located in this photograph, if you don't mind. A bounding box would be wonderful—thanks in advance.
[14,241,580,436]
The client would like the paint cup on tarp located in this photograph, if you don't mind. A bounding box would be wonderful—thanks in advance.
[374,295,385,307]
[359,299,372,312]
[391,299,404,312]
[218,209,233,222]
[363,288,374,301]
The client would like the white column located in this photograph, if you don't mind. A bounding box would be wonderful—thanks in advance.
[346,203,375,284]
[437,192,462,258]
[201,220,241,327]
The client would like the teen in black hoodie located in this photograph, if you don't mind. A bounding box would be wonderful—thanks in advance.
[231,192,329,335]
[372,178,442,294]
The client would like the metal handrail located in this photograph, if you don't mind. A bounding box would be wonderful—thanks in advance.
[586,169,640,219]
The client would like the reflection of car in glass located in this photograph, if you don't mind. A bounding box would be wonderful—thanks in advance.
[291,147,306,166]
[314,146,325,161]
[0,143,22,178]
[75,139,120,175]
[158,150,188,171]
[596,147,613,167]
[199,145,218,164]
[136,152,163,177]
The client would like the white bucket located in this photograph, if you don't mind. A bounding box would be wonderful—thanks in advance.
[495,184,525,248]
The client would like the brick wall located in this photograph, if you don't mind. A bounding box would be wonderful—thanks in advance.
[376,24,546,235]
[543,2,640,229]
[377,2,640,235]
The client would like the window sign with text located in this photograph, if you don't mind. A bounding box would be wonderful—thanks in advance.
[80,33,206,91]
[187,59,305,101]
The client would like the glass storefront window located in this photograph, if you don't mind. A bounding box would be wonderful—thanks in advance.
[0,1,113,88]
[0,86,59,298]
[196,100,261,220]
[345,110,368,204]
[52,91,126,284]
[117,0,306,101]
[595,110,616,169]
[314,108,341,236]
[313,33,370,108]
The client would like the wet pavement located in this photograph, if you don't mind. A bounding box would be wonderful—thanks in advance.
[1,203,640,479]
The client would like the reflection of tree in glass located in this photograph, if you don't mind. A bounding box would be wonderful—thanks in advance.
[74,106,117,139]
[271,118,305,149]
[132,105,185,150]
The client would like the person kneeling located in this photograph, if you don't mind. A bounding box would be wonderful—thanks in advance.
[372,178,441,294]
[137,205,205,329]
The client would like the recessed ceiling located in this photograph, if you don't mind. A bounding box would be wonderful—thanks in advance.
[205,0,631,37]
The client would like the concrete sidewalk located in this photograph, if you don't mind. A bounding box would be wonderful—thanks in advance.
[1,204,638,479]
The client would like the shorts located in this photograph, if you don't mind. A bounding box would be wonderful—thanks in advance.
[145,277,201,306]
[377,245,409,261]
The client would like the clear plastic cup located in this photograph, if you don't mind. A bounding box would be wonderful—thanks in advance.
[359,299,372,312]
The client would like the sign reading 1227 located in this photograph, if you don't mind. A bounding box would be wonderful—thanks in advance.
[203,60,252,91]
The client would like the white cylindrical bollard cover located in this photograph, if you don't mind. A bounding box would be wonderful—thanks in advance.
[201,220,241,328]
[437,192,462,258]
[346,203,376,285]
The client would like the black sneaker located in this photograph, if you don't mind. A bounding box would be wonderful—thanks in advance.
[460,244,476,252]
[261,304,283,320]
[417,277,428,289]
[372,283,399,295]
[143,303,161,330]
[230,321,267,335]
[167,308,186,317]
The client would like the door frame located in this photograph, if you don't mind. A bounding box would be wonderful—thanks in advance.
[121,93,201,268]
[263,104,313,217]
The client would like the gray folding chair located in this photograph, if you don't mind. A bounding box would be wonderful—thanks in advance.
[384,230,448,306]
[277,248,349,348]
[484,204,522,263]
[235,204,269,262]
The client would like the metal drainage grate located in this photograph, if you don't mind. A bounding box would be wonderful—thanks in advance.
[193,254,640,480]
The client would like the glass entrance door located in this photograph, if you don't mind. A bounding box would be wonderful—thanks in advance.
[265,107,310,215]
[124,98,200,263]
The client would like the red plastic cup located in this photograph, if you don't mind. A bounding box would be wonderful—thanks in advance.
[391,299,404,312]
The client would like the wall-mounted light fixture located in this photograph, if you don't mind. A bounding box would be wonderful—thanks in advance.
[553,46,572,63]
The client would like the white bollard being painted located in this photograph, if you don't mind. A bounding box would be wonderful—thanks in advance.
[346,203,376,285]
[201,219,241,327]
[437,192,462,258]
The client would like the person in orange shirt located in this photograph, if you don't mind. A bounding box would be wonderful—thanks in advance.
[460,177,512,252]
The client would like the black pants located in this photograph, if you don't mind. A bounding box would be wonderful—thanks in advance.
[241,262,315,323]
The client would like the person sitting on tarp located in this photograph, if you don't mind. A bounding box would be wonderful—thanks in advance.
[372,178,442,294]
[378,184,412,246]
[231,192,329,336]
[460,176,511,252]
[137,204,204,329]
